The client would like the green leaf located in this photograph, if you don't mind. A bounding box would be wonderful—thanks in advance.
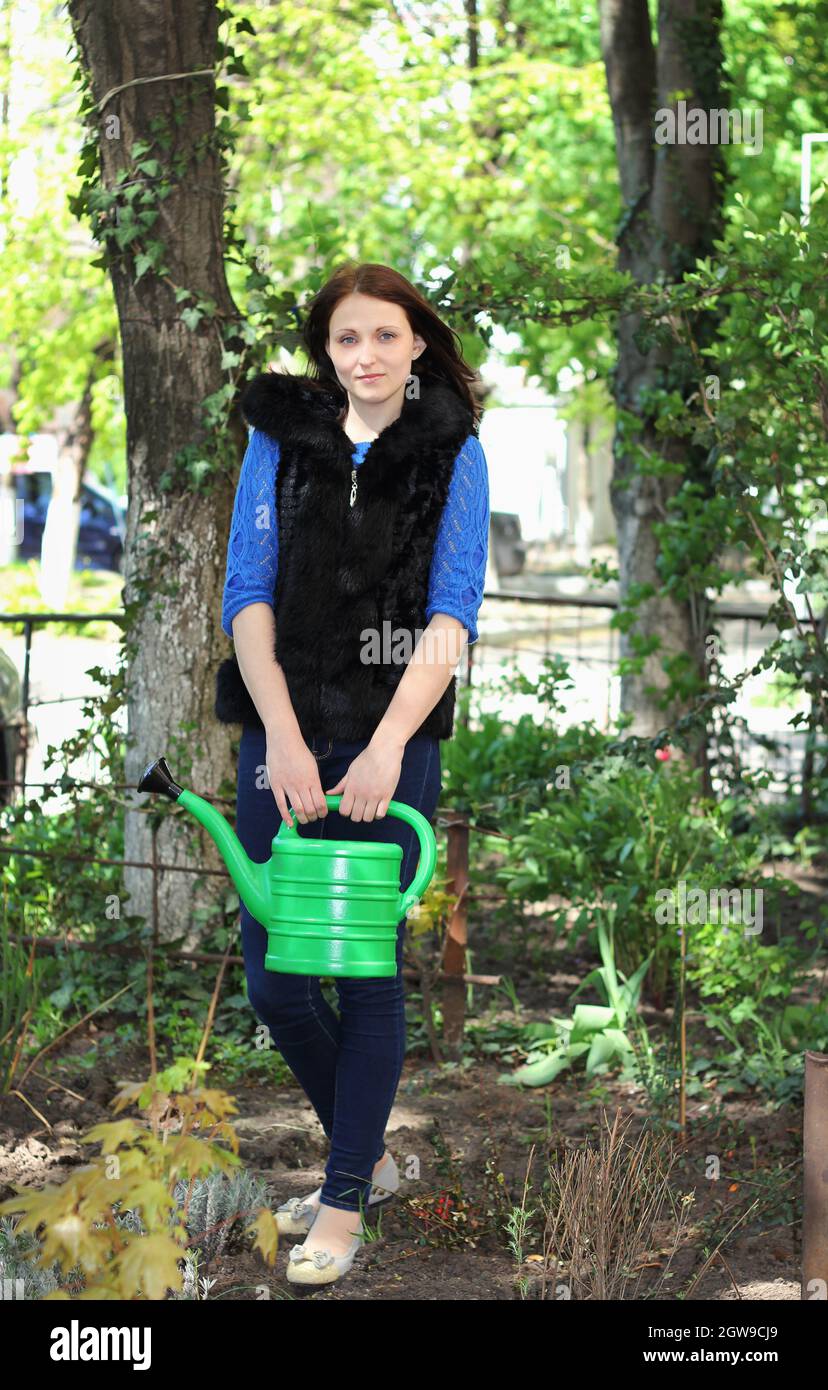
[570,1004,617,1040]
[585,1032,622,1074]
[506,1050,571,1086]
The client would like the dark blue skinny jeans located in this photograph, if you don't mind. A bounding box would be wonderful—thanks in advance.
[235,724,441,1212]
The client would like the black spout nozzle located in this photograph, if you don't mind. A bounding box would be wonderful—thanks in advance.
[137,757,184,801]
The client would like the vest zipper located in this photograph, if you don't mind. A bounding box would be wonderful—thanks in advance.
[349,468,358,507]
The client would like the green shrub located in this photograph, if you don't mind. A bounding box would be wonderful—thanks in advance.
[497,753,777,1006]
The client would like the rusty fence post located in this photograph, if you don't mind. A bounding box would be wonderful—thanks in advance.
[802,1050,828,1300]
[441,812,469,1058]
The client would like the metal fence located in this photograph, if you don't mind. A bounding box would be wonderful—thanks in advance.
[0,590,811,808]
[465,589,812,796]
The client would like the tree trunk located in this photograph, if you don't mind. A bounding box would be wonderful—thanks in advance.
[599,0,726,737]
[68,0,245,945]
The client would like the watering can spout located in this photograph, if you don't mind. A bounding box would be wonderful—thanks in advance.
[137,756,271,926]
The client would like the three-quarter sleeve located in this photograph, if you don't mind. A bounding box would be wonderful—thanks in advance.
[425,433,490,644]
[220,427,280,638]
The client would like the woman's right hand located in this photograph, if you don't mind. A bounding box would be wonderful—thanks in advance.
[265,730,329,828]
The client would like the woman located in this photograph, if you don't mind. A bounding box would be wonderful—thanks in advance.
[215,261,489,1287]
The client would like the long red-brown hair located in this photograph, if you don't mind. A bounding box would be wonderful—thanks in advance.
[300,261,483,429]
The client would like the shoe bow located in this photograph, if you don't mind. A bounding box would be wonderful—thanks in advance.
[281,1197,314,1218]
[289,1244,335,1270]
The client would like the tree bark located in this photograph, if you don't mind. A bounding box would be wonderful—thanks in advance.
[67,0,245,945]
[599,0,726,737]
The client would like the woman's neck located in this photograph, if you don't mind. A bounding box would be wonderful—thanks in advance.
[339,387,405,443]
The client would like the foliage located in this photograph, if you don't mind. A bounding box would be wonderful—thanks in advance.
[0,1216,84,1300]
[685,914,817,1016]
[699,1006,827,1107]
[496,749,782,1005]
[112,1167,270,1267]
[685,907,828,1102]
[442,656,610,827]
[0,1164,269,1299]
[501,911,653,1087]
[0,1060,278,1299]
[0,886,39,1091]
[589,207,828,787]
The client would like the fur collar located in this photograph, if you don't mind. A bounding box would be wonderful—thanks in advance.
[240,370,474,483]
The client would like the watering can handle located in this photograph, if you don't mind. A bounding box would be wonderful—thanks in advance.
[279,793,437,922]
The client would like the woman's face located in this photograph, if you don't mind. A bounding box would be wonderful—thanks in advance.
[326,292,426,405]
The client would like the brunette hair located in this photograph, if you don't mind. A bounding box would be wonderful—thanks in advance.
[300,261,483,428]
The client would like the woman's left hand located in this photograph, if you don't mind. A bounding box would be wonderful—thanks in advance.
[324,735,405,821]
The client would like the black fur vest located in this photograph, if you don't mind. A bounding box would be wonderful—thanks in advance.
[214,370,475,742]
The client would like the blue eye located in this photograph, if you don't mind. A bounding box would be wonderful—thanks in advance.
[338,332,396,344]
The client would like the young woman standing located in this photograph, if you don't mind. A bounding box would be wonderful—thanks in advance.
[215,261,489,1287]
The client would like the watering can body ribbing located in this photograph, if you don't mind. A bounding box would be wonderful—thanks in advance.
[137,756,437,978]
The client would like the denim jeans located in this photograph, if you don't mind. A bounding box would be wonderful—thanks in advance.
[235,723,442,1211]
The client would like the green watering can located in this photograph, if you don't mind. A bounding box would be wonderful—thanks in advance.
[137,756,437,979]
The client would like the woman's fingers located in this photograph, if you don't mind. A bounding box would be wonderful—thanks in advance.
[273,787,293,829]
[298,786,322,822]
[286,787,310,824]
[335,793,385,822]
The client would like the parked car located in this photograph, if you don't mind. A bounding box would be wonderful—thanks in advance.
[13,466,125,574]
[0,643,27,806]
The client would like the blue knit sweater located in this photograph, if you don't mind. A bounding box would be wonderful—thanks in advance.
[221,426,490,642]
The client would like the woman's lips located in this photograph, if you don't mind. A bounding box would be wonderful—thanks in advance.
[358,374,383,380]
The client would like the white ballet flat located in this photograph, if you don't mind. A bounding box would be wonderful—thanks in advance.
[286,1232,363,1287]
[275,1189,323,1236]
[275,1152,400,1235]
[364,1151,400,1209]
